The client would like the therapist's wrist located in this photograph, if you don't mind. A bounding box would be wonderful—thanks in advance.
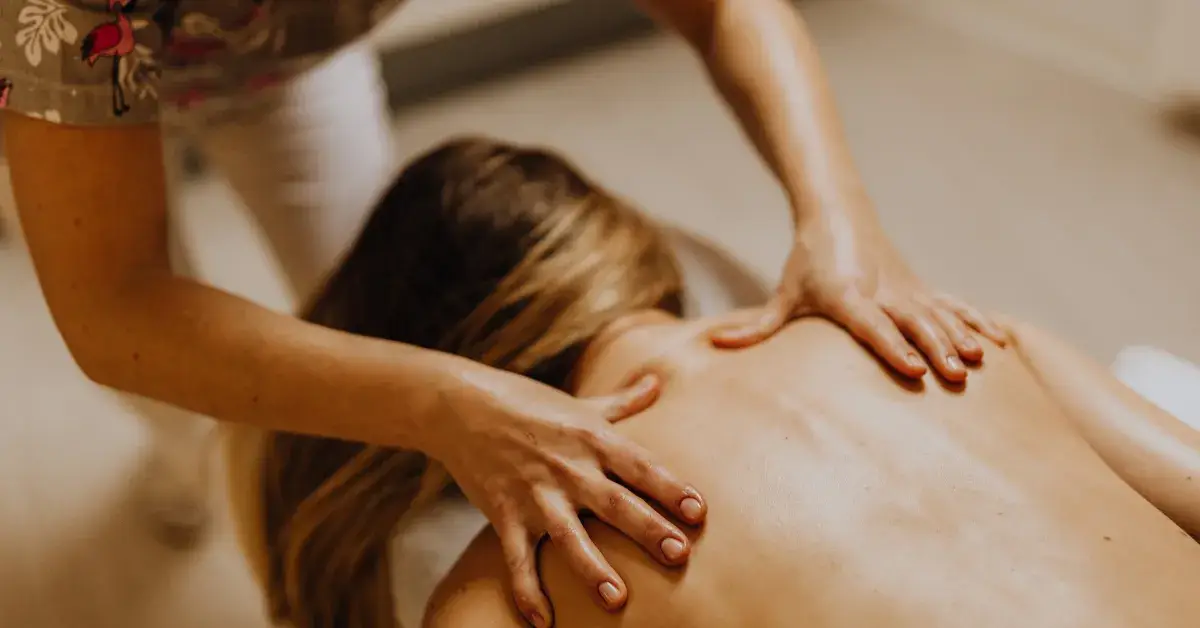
[786,179,876,229]
[790,195,880,246]
[410,354,525,459]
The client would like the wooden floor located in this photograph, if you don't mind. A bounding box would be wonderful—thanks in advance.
[2,2,1198,627]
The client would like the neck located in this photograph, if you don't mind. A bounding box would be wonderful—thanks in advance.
[568,309,679,393]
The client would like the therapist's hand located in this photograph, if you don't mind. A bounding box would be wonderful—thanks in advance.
[431,368,705,628]
[710,219,1007,382]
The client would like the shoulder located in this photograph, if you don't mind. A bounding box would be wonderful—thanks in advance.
[422,531,525,628]
[574,314,702,397]
[424,589,524,628]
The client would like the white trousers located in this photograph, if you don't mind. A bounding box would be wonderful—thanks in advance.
[126,41,397,519]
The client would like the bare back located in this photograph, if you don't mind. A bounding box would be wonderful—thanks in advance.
[427,316,1200,628]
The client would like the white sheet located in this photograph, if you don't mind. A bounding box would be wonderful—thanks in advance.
[1111,346,1200,431]
[388,228,770,628]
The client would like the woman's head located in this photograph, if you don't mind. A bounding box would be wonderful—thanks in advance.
[306,135,683,389]
[260,136,683,628]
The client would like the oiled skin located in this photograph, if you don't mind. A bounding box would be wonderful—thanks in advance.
[427,315,1200,628]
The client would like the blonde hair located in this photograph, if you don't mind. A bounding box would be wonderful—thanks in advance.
[253,137,684,628]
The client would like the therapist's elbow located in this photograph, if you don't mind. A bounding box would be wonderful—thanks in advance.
[33,254,175,392]
[48,287,153,390]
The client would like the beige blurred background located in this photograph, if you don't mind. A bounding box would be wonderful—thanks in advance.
[1,1,1198,627]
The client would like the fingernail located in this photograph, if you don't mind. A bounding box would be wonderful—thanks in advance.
[906,353,924,369]
[680,496,703,522]
[963,337,979,351]
[720,327,746,340]
[529,612,547,628]
[947,355,964,371]
[598,582,621,606]
[660,537,686,561]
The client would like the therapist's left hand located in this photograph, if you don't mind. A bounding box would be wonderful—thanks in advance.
[709,219,1007,382]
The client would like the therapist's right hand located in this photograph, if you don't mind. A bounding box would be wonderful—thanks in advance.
[430,369,706,628]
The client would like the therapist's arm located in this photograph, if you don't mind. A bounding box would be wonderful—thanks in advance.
[6,113,708,625]
[637,0,869,232]
[637,0,1008,382]
[4,114,470,448]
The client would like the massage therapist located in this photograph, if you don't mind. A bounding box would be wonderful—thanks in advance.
[0,0,1001,625]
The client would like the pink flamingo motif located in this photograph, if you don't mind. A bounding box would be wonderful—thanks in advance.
[81,0,138,116]
[0,79,11,109]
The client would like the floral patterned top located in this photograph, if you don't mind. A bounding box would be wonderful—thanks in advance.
[0,0,404,126]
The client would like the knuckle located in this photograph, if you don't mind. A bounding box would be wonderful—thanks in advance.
[939,320,965,339]
[507,550,534,574]
[910,303,935,321]
[914,315,939,335]
[632,454,656,478]
[886,323,911,341]
[578,424,611,451]
[592,436,630,468]
[483,480,516,506]
[546,454,591,487]
[542,450,573,474]
[546,520,577,545]
[883,303,911,323]
[600,490,632,520]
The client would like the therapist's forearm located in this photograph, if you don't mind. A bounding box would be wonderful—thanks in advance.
[657,0,879,234]
[66,273,477,452]
[5,112,479,455]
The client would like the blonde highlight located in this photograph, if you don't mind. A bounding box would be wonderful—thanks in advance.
[247,137,683,628]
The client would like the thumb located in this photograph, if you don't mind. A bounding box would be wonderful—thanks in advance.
[596,372,662,423]
[709,298,791,349]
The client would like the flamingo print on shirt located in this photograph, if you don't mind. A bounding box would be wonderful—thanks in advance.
[80,0,139,116]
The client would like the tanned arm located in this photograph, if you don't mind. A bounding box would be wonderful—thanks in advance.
[636,0,878,237]
[5,113,473,451]
[1009,321,1200,539]
[636,0,1005,381]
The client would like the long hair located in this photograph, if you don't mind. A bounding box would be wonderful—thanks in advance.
[256,136,684,628]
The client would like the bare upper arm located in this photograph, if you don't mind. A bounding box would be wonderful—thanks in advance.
[3,111,171,359]
[1007,319,1200,536]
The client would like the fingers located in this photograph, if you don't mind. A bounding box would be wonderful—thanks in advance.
[598,373,661,424]
[886,303,967,382]
[537,492,628,611]
[586,481,692,567]
[498,520,552,628]
[597,434,707,527]
[931,306,983,363]
[708,299,790,349]
[831,293,928,378]
[936,295,1008,346]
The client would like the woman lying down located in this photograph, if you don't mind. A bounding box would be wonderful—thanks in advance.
[242,137,1200,628]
